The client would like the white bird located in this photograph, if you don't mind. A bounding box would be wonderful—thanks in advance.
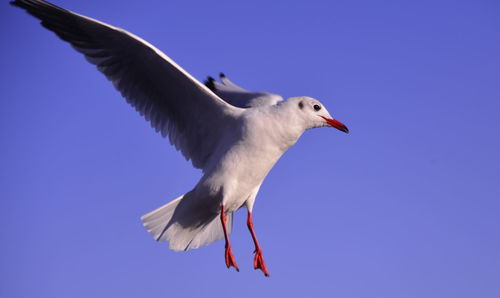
[12,0,349,276]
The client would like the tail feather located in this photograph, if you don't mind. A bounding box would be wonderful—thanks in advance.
[141,195,184,241]
[186,212,232,250]
[141,193,231,251]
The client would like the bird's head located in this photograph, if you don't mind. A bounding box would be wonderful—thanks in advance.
[286,97,349,133]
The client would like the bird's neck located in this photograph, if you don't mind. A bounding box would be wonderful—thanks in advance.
[269,105,306,151]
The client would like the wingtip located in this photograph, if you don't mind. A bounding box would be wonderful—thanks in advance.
[9,0,21,7]
[204,76,216,92]
[219,72,226,78]
[10,0,38,8]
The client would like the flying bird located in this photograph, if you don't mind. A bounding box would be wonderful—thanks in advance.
[11,0,349,277]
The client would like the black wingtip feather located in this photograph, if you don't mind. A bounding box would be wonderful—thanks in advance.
[10,0,30,9]
[219,72,226,78]
[204,76,216,92]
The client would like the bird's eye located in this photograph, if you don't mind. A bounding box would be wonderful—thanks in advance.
[313,104,321,111]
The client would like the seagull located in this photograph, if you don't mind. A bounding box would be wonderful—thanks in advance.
[11,0,349,277]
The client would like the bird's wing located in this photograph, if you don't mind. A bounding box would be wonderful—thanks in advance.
[11,0,244,170]
[205,73,283,108]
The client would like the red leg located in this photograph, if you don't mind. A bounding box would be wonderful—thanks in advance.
[247,211,270,277]
[220,205,239,272]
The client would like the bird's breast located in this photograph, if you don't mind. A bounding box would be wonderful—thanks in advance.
[198,108,303,212]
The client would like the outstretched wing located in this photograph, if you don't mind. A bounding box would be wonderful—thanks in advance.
[11,0,244,170]
[205,73,283,108]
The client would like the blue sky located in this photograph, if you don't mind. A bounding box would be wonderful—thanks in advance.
[1,0,499,297]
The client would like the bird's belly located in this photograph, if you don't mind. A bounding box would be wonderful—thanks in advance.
[203,143,283,213]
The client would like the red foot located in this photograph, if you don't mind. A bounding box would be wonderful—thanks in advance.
[225,244,239,271]
[221,205,239,272]
[247,211,270,277]
[253,248,269,276]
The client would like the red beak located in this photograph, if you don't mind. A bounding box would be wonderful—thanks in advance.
[321,116,349,133]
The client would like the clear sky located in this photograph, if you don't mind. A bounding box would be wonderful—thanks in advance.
[1,0,499,297]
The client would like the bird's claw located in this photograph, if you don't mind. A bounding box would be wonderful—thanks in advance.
[225,244,239,272]
[253,248,269,277]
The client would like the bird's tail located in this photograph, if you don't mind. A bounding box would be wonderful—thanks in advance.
[141,193,231,251]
